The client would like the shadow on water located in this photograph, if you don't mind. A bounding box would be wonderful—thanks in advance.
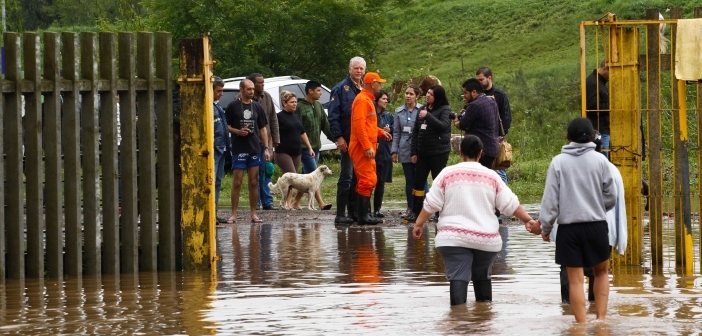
[1,223,701,334]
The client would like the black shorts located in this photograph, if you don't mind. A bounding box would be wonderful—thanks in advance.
[555,220,610,268]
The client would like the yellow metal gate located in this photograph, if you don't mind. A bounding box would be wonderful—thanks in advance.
[580,7,702,278]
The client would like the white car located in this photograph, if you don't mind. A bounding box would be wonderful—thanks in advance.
[220,76,337,151]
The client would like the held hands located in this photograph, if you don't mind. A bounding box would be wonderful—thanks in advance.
[524,219,542,235]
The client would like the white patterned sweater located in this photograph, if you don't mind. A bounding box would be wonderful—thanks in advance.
[424,162,520,252]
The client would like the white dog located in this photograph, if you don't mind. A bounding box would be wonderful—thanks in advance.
[269,165,333,210]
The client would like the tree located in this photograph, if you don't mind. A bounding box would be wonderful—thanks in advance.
[143,0,398,84]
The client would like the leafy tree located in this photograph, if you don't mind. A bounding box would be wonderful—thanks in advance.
[143,0,400,84]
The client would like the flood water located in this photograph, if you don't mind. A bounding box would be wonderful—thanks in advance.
[1,221,701,335]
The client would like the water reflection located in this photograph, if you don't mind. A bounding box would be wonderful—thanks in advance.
[1,225,701,334]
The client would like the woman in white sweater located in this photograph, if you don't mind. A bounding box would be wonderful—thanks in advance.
[412,135,536,305]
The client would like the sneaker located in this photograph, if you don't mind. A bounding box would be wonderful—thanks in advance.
[429,213,439,222]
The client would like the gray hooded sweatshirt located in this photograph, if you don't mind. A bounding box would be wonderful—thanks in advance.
[539,142,617,234]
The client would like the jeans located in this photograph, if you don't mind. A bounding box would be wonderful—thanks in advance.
[402,162,428,209]
[257,144,273,207]
[301,148,320,173]
[495,169,508,184]
[214,149,226,207]
[601,133,610,159]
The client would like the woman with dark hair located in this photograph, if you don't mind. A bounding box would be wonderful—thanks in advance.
[406,85,452,222]
[372,90,393,217]
[275,90,315,209]
[413,135,535,305]
[536,117,617,323]
[392,84,428,219]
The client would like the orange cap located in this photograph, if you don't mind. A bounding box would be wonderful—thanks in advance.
[363,72,386,84]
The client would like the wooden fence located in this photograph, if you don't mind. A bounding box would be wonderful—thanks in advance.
[0,31,179,280]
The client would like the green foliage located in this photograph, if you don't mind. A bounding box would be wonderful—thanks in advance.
[142,0,403,84]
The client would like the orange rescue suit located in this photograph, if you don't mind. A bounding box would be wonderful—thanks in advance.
[349,89,386,197]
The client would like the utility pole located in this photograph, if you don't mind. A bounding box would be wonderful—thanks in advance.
[2,0,5,32]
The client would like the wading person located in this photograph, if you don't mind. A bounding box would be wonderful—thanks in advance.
[406,85,452,222]
[328,57,366,223]
[391,84,427,219]
[372,90,393,218]
[349,72,392,225]
[412,135,536,305]
[550,132,627,304]
[212,76,231,224]
[225,79,271,223]
[274,90,315,209]
[296,80,333,210]
[536,117,617,322]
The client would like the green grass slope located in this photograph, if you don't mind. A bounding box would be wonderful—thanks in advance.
[370,0,700,203]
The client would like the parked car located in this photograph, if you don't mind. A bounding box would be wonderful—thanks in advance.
[220,76,337,151]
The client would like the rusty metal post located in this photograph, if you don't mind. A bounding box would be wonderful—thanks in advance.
[178,36,217,272]
[669,7,693,273]
[608,24,643,267]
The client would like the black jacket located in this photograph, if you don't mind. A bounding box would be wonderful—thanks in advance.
[411,104,452,157]
[483,86,511,134]
[585,69,609,134]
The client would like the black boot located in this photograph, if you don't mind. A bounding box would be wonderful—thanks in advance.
[334,191,353,224]
[559,266,570,304]
[373,210,385,218]
[348,190,358,222]
[473,280,492,302]
[358,195,381,225]
[449,280,468,305]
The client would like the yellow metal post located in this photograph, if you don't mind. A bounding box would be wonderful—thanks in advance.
[675,79,693,274]
[608,25,643,267]
[178,36,217,272]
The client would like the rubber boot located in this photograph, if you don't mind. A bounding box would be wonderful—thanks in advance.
[449,280,469,305]
[473,280,492,302]
[334,191,353,224]
[348,189,358,222]
[357,195,381,225]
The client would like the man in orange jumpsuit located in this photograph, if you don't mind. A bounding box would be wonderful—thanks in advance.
[349,72,392,225]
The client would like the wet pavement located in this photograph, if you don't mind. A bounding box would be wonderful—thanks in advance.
[1,210,701,335]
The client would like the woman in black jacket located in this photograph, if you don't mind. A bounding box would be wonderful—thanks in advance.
[406,85,452,222]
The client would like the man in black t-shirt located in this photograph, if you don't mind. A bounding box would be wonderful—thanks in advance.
[224,79,271,223]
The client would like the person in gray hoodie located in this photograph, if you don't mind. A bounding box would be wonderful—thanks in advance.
[535,117,617,323]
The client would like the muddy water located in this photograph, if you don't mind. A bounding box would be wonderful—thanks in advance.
[1,224,701,335]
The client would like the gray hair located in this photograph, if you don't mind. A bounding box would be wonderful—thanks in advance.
[213,76,225,88]
[349,56,366,68]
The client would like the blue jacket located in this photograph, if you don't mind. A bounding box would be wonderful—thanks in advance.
[327,75,360,143]
[376,109,394,164]
[391,103,423,163]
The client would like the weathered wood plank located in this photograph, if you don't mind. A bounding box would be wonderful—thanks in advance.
[23,32,45,279]
[137,32,158,272]
[62,32,82,278]
[119,32,139,274]
[645,9,664,267]
[4,33,25,279]
[43,32,64,279]
[81,32,102,276]
[100,32,120,275]
[155,32,177,271]
[0,37,5,281]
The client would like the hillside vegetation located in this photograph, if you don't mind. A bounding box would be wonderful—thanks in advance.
[369,0,700,202]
